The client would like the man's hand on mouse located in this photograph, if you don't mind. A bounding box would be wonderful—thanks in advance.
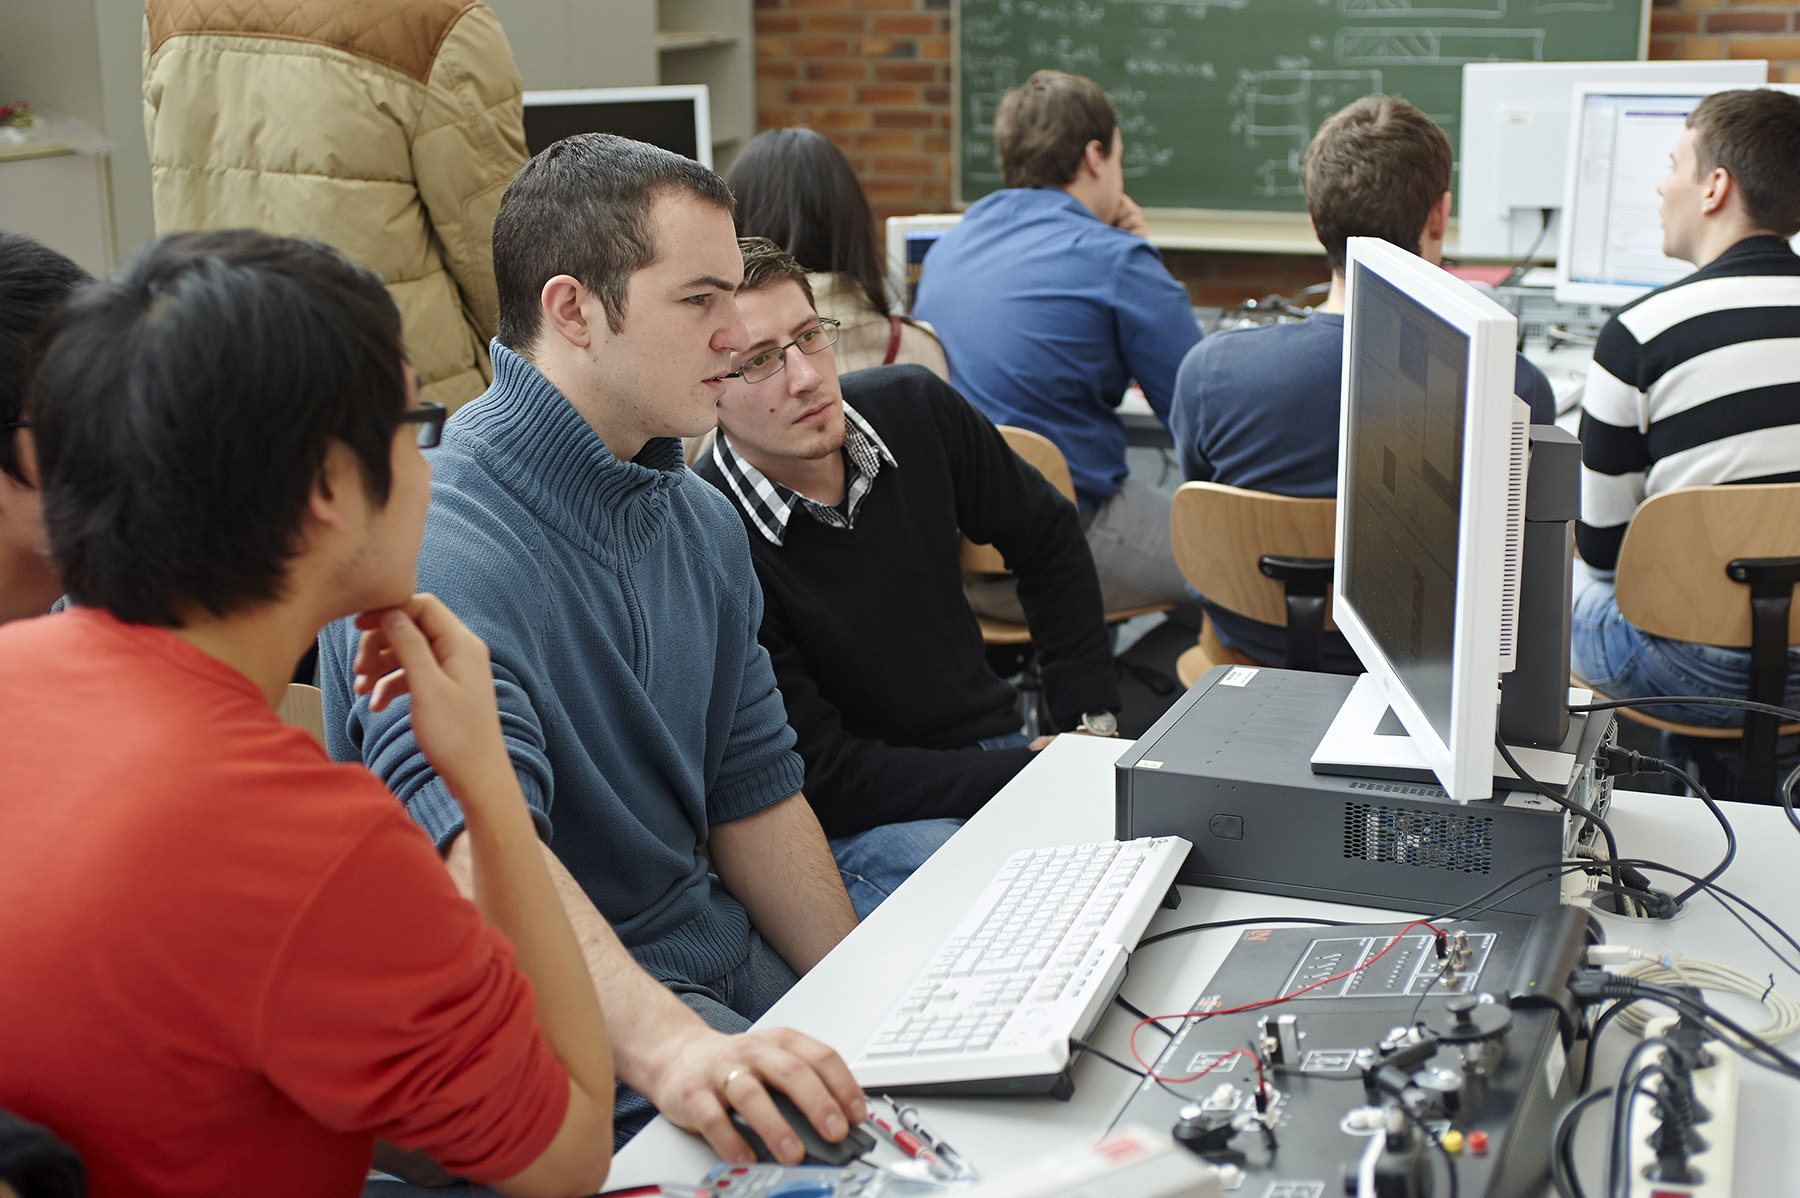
[644,1024,867,1165]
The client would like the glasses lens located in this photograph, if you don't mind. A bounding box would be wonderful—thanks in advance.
[741,350,781,385]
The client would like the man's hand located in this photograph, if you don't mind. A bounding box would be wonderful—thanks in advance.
[1112,194,1149,238]
[644,1023,867,1165]
[351,594,512,801]
[1028,735,1056,751]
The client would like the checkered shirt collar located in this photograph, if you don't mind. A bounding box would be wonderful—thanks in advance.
[710,403,897,547]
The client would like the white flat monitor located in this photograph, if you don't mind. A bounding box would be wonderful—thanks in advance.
[1456,60,1766,261]
[883,213,962,314]
[1319,237,1529,804]
[1556,83,1800,307]
[521,86,713,169]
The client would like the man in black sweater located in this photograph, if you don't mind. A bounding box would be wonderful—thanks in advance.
[696,238,1120,916]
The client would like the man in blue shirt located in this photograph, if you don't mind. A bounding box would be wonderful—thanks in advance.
[1168,95,1556,668]
[913,70,1201,617]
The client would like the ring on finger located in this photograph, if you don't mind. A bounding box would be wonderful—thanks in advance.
[720,1067,752,1093]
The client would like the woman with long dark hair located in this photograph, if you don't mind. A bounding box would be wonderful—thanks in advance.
[726,128,949,378]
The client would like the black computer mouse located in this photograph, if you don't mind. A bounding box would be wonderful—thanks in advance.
[726,1089,875,1166]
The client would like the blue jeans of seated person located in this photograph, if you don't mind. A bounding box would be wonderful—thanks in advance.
[1570,564,1800,728]
[361,933,800,1196]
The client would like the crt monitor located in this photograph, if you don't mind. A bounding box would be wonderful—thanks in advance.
[1319,237,1530,804]
[1555,83,1800,307]
[883,213,962,314]
[1455,60,1766,261]
[521,86,713,169]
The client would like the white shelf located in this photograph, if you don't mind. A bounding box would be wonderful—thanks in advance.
[657,30,737,52]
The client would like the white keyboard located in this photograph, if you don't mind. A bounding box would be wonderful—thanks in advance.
[851,836,1191,1095]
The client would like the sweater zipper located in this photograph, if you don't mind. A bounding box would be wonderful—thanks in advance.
[619,564,651,682]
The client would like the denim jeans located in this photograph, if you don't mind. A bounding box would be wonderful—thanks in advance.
[1570,566,1800,727]
[362,933,801,1196]
[828,818,963,920]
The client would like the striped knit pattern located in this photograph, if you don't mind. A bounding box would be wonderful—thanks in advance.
[1576,236,1800,573]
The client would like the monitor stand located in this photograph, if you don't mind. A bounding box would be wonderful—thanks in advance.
[1311,674,1578,796]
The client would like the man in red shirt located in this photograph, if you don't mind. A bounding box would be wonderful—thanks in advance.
[0,231,616,1197]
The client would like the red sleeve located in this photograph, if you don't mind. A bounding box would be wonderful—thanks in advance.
[254,808,571,1182]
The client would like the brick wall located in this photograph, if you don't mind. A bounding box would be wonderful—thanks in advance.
[1649,0,1800,79]
[755,0,1797,302]
[754,0,955,222]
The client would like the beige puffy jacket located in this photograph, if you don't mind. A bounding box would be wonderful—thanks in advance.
[143,0,528,410]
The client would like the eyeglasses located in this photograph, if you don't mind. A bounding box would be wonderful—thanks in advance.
[724,318,840,385]
[397,402,447,448]
[2,420,26,432]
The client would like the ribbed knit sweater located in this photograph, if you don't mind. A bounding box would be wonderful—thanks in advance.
[321,344,805,986]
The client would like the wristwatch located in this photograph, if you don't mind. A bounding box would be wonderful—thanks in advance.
[1078,710,1119,737]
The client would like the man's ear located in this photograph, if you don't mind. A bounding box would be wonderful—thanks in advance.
[1424,191,1452,244]
[1079,137,1108,180]
[1699,165,1733,218]
[540,274,596,350]
[305,443,356,535]
[11,427,40,489]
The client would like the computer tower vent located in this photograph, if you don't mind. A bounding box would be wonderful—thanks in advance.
[1343,803,1494,874]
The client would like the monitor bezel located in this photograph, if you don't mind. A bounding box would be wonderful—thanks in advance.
[1334,237,1522,803]
[520,85,714,169]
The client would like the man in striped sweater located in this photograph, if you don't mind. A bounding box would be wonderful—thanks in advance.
[1573,88,1800,724]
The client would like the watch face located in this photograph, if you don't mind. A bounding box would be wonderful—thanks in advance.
[1083,711,1118,736]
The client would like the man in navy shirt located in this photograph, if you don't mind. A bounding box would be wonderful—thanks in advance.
[1168,95,1556,668]
[913,70,1200,618]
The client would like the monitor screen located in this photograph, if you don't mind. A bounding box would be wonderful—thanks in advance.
[1341,267,1469,747]
[1558,90,1700,301]
[521,87,711,168]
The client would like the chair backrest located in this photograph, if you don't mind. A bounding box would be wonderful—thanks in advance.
[1169,481,1337,629]
[961,426,1077,574]
[1614,483,1800,646]
[278,682,326,748]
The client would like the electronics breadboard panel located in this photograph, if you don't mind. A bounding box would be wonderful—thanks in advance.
[1111,913,1592,1198]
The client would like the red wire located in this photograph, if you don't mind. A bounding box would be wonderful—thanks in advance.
[1129,919,1445,1081]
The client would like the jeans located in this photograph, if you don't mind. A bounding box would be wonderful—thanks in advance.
[1570,566,1800,727]
[967,475,1188,620]
[362,934,801,1196]
[828,818,963,920]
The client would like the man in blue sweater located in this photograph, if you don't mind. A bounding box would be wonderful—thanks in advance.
[320,135,865,1162]
[913,70,1201,619]
[1167,96,1556,668]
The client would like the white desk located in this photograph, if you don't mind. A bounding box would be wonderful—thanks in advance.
[609,735,1800,1193]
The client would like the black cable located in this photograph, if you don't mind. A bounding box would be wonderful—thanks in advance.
[1658,758,1735,906]
[1551,1086,1613,1198]
[1407,967,1443,1029]
[1571,695,1800,723]
[1579,998,1634,1095]
[1610,977,1800,1079]
[1782,760,1800,838]
[1115,993,1174,1037]
[1496,733,1623,896]
[1138,915,1355,948]
[1602,857,1800,977]
[1499,207,1556,290]
[1605,1038,1673,1198]
[1070,1036,1189,1101]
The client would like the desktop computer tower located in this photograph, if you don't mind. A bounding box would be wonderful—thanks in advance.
[1116,667,1615,917]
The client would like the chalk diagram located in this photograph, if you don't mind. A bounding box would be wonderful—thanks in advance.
[1229,69,1382,196]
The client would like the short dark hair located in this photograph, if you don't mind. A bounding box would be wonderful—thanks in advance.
[994,70,1117,191]
[30,230,407,626]
[737,237,816,307]
[1687,89,1800,238]
[1302,95,1453,275]
[0,233,91,485]
[727,127,888,319]
[493,133,736,351]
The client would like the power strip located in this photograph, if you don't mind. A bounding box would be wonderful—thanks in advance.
[1624,1018,1738,1198]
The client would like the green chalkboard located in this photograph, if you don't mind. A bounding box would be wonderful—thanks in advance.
[958,0,1646,210]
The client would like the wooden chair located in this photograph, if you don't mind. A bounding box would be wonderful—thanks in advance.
[1584,483,1800,802]
[1168,481,1338,688]
[960,425,1174,641]
[278,682,326,748]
